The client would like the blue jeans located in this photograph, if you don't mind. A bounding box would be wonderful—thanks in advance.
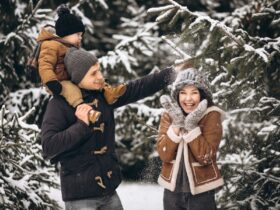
[163,189,217,210]
[65,192,123,210]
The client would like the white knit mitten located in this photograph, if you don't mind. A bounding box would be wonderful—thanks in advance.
[184,99,208,131]
[160,95,184,128]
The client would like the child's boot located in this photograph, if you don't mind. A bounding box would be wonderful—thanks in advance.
[88,109,101,124]
[103,83,127,104]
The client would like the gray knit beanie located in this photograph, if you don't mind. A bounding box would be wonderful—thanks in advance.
[170,68,212,101]
[64,47,98,84]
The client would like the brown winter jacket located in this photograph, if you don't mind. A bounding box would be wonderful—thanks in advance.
[157,106,225,195]
[37,26,73,84]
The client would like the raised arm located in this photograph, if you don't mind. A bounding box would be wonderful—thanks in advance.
[112,67,175,108]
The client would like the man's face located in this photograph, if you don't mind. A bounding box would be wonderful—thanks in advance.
[78,63,105,90]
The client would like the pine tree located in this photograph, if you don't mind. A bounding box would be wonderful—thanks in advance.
[148,0,280,209]
[0,0,52,105]
[0,1,61,208]
[1,0,172,189]
[0,105,60,209]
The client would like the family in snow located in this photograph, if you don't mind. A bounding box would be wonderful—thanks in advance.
[40,5,225,210]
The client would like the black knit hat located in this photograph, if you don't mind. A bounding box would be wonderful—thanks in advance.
[64,48,98,84]
[55,5,85,37]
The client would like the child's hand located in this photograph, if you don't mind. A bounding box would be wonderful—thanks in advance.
[184,99,208,131]
[75,104,92,125]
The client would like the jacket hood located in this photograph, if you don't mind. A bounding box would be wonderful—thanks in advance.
[37,26,59,42]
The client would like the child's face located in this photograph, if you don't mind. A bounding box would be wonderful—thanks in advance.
[78,63,105,90]
[63,32,83,46]
[178,85,201,114]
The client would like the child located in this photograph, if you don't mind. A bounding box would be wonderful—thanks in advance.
[157,68,225,210]
[37,5,125,122]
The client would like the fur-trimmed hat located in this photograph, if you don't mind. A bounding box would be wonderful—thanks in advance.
[55,5,85,37]
[64,47,98,84]
[171,68,212,101]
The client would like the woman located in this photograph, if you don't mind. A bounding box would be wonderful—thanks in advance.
[157,68,225,210]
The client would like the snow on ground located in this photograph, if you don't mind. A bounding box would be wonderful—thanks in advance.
[50,182,164,210]
[117,182,163,210]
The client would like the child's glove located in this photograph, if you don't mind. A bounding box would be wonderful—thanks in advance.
[46,80,62,95]
[160,95,184,128]
[60,80,83,108]
[184,99,208,131]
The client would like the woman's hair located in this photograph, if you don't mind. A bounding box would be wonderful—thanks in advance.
[199,88,214,107]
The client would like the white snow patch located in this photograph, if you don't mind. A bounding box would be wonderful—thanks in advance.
[244,44,269,63]
[49,182,163,210]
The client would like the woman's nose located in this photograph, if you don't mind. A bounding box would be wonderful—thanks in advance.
[184,94,193,102]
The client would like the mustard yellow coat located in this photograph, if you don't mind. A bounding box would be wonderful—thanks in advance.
[37,27,70,84]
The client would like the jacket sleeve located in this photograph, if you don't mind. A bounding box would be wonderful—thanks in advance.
[41,97,92,161]
[38,41,59,84]
[156,112,181,162]
[182,111,223,165]
[112,67,175,109]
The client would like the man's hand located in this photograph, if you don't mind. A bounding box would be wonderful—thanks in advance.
[75,104,92,125]
[160,95,184,128]
[174,61,193,72]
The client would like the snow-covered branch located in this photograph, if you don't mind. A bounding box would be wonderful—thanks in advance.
[148,1,271,64]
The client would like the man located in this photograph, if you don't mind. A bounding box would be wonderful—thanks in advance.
[41,47,176,210]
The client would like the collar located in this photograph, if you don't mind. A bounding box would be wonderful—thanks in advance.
[200,106,226,122]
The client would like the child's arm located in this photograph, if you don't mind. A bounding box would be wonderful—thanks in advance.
[38,41,62,94]
[38,42,83,107]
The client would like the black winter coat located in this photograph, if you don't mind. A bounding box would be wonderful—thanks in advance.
[41,67,175,201]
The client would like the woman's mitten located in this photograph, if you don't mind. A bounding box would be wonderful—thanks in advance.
[160,95,184,128]
[184,99,208,131]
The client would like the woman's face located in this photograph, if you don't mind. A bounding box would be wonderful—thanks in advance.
[178,85,201,114]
